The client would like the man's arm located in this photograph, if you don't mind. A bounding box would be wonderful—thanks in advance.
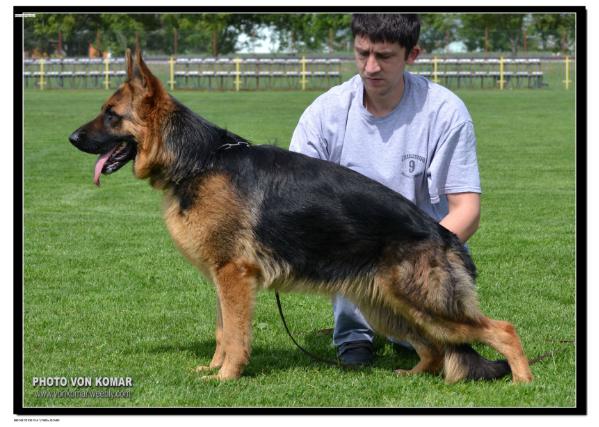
[439,192,481,243]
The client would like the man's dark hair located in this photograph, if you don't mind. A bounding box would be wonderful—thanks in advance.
[351,14,420,56]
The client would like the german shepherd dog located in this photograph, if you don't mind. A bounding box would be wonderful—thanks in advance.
[69,49,533,383]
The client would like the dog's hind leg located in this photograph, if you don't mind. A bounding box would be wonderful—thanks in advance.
[407,316,531,383]
[476,317,533,383]
[194,294,225,373]
[201,260,258,381]
[356,300,444,378]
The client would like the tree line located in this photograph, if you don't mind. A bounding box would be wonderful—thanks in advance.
[24,13,576,58]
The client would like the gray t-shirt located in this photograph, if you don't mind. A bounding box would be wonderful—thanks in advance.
[289,72,481,221]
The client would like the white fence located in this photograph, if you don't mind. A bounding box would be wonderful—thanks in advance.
[23,56,552,90]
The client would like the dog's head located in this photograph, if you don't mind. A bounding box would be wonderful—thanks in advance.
[69,48,172,186]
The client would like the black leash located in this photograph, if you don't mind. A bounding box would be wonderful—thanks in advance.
[529,339,576,365]
[275,291,345,367]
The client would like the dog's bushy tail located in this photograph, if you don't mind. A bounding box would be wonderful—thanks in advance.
[443,344,511,383]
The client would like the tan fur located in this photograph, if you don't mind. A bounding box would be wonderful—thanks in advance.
[164,174,244,268]
[443,351,470,384]
[194,293,225,372]
[130,98,174,181]
[367,249,481,344]
[476,318,533,383]
[204,260,259,380]
[395,340,444,377]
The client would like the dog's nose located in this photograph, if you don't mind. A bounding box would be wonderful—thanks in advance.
[68,130,82,146]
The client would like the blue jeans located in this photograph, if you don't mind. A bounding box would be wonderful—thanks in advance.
[332,295,374,346]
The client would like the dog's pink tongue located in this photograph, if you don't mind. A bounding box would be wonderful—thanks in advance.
[93,146,117,186]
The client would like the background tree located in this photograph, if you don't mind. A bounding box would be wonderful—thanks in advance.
[531,13,576,53]
[98,14,150,55]
[23,12,576,57]
[178,14,262,56]
[310,14,352,53]
[24,14,78,56]
[459,14,500,54]
[263,14,312,52]
[493,14,525,55]
[419,14,459,53]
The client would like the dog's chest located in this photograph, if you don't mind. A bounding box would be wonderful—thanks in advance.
[162,194,214,275]
[161,178,249,277]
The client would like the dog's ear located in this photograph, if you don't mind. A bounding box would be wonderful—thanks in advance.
[127,44,162,99]
[125,48,133,79]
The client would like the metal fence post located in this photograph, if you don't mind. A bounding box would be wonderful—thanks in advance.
[39,58,46,90]
[103,56,110,90]
[563,56,571,89]
[300,56,307,91]
[499,56,505,90]
[234,58,241,92]
[168,56,176,91]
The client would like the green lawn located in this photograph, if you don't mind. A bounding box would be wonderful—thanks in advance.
[22,86,576,409]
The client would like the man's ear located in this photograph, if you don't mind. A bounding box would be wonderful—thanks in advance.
[406,45,421,65]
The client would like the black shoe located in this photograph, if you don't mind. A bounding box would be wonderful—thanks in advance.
[337,340,375,366]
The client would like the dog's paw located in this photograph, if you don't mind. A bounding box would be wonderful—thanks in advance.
[199,372,240,382]
[393,368,413,376]
[512,373,533,384]
[193,365,218,373]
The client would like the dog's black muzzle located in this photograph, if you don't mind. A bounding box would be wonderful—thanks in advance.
[69,127,105,155]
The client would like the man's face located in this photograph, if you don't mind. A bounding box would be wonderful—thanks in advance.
[354,35,419,98]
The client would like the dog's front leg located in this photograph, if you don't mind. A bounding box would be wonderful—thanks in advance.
[194,293,225,373]
[201,260,257,381]
[394,338,444,377]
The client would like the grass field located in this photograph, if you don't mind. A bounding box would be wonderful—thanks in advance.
[22,84,576,409]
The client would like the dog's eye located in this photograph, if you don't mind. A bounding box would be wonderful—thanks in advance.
[104,109,121,125]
